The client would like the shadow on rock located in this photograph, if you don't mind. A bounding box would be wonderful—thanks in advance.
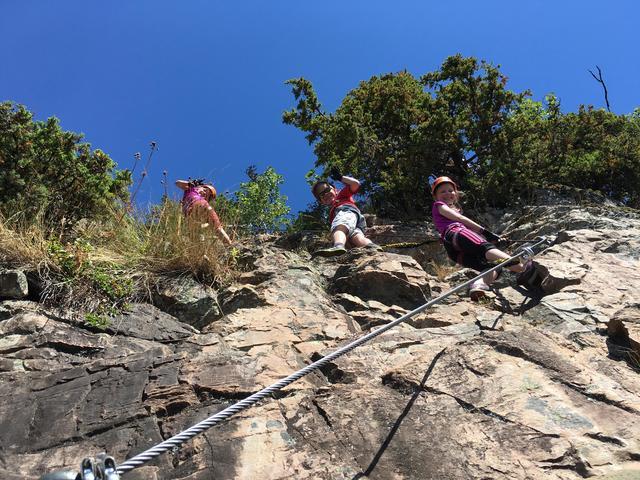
[351,348,447,480]
[606,308,640,371]
[493,286,544,315]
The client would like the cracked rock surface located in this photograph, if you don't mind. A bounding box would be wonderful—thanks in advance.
[2,203,640,479]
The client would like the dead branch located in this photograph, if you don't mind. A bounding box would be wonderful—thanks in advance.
[588,65,611,112]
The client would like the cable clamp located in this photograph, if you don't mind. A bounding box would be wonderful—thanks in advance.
[40,453,120,480]
[518,245,535,261]
[81,454,120,480]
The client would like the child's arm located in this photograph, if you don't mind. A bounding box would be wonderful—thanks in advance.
[339,175,360,193]
[437,204,502,242]
[216,226,233,246]
[437,204,485,233]
[175,180,190,191]
[329,167,360,193]
[208,207,232,245]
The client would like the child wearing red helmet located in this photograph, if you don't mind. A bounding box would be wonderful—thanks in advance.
[430,176,530,300]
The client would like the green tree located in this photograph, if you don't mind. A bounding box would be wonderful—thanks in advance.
[229,166,291,233]
[554,106,640,206]
[284,55,640,211]
[495,97,640,207]
[283,55,528,215]
[0,102,131,224]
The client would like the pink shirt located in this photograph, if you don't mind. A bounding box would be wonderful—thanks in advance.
[431,200,463,236]
[181,186,206,215]
[181,186,222,229]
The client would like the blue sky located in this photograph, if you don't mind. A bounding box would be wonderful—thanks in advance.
[2,1,638,215]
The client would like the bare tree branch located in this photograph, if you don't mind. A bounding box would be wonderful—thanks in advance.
[588,65,611,112]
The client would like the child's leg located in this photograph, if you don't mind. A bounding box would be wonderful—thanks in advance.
[330,210,359,248]
[331,225,348,247]
[450,229,507,285]
[313,225,349,257]
[485,248,526,273]
[349,231,373,247]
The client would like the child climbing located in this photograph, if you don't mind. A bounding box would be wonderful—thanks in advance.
[176,178,233,246]
[311,169,380,257]
[430,176,534,300]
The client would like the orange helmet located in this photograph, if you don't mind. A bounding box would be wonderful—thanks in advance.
[431,176,458,197]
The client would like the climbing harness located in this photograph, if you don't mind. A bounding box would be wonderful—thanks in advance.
[39,237,550,479]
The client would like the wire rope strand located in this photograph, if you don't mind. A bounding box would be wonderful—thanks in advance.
[116,237,548,475]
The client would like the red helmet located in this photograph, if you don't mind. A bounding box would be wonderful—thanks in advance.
[431,176,458,197]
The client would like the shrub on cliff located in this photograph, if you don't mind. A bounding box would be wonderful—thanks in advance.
[284,55,640,214]
[217,165,291,233]
[0,102,132,225]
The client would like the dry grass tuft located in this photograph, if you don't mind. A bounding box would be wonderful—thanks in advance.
[429,259,459,281]
[124,200,239,284]
[0,201,240,321]
[0,211,53,269]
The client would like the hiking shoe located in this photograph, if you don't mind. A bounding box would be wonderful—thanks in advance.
[516,260,546,291]
[313,245,347,258]
[365,242,383,251]
[469,278,490,301]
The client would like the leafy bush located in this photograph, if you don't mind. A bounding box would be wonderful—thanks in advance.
[222,166,291,233]
[0,102,131,225]
[284,55,640,213]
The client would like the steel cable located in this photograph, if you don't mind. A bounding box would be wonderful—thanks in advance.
[115,237,549,475]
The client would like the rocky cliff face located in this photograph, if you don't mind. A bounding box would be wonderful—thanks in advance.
[1,202,639,480]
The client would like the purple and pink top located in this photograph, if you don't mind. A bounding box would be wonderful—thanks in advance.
[431,200,464,236]
[181,186,222,229]
[181,186,208,215]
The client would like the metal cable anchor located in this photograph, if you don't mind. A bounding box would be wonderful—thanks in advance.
[39,454,120,480]
[517,235,548,261]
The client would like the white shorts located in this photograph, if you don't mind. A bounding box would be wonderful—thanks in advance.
[331,210,364,238]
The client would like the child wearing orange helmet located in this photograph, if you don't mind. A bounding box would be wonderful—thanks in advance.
[430,176,530,300]
[176,178,232,246]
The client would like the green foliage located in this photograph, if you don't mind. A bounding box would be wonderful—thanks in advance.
[283,55,528,215]
[223,166,291,233]
[284,54,640,213]
[0,102,132,225]
[286,169,328,232]
[46,238,133,327]
[288,201,328,232]
[488,97,640,207]
[85,312,111,330]
[89,264,134,302]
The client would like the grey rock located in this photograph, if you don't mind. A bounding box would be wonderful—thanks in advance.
[0,269,28,299]
[151,276,222,329]
[523,292,609,336]
[4,200,640,479]
[108,303,197,341]
[331,252,431,309]
[219,284,266,314]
